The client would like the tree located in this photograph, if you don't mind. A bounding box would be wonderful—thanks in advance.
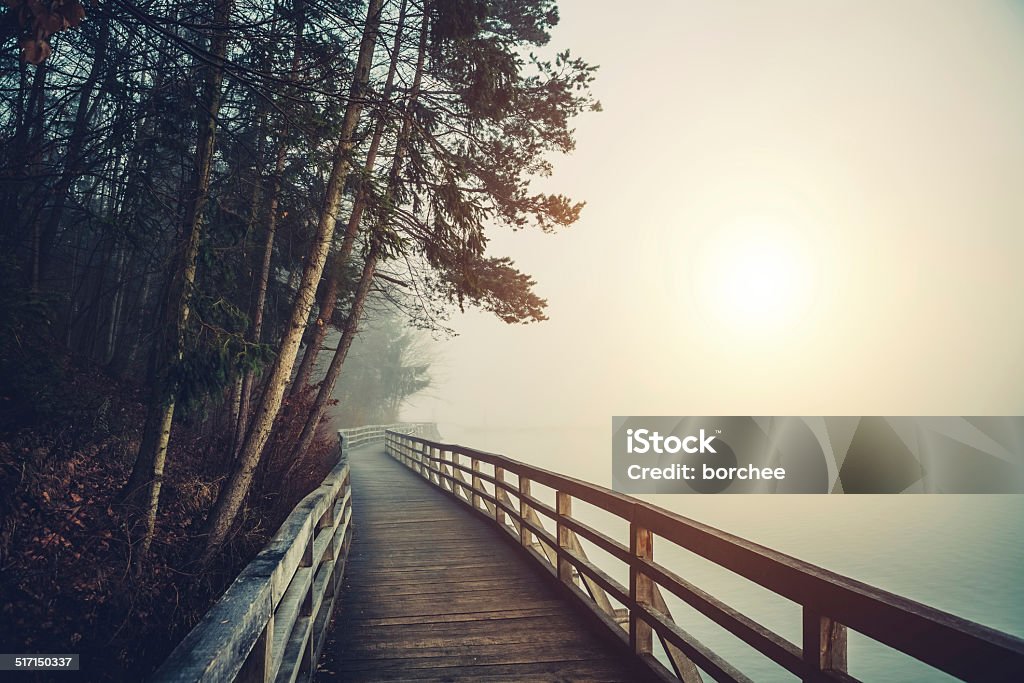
[121,0,236,565]
[285,0,596,460]
[328,315,432,427]
[0,0,596,573]
[287,0,428,462]
[233,0,310,455]
[200,0,388,560]
[289,0,411,398]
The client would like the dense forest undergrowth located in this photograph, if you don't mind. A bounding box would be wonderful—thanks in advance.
[0,324,338,680]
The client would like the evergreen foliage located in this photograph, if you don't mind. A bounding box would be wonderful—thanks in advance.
[0,0,596,562]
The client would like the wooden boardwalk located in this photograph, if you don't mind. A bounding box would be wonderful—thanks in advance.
[317,445,651,682]
[154,425,1024,682]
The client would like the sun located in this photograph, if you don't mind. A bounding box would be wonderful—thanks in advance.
[691,219,818,334]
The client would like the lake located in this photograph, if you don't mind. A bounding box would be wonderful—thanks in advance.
[434,422,1024,681]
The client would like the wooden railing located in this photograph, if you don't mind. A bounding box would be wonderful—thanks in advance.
[385,430,1024,682]
[337,422,437,454]
[151,460,353,682]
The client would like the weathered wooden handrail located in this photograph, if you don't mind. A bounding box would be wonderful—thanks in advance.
[150,462,353,682]
[337,422,437,454]
[150,422,438,682]
[385,430,1024,682]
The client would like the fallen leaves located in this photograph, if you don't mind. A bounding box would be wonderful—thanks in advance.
[0,352,336,679]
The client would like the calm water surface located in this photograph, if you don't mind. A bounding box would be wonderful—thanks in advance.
[435,423,1024,682]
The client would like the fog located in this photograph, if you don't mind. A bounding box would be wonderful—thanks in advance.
[393,7,1024,673]
[404,0,1024,431]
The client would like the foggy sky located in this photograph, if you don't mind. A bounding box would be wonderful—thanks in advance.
[403,0,1024,430]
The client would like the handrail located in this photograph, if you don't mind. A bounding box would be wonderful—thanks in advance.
[150,462,353,682]
[385,430,1024,683]
[337,421,438,454]
[150,422,437,682]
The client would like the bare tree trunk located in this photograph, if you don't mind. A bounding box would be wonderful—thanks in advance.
[131,394,176,559]
[122,0,234,566]
[107,56,174,377]
[229,121,267,457]
[63,224,83,347]
[234,0,307,452]
[288,3,426,460]
[1,60,30,255]
[288,267,339,396]
[290,239,381,460]
[234,136,282,453]
[39,16,111,285]
[109,258,152,377]
[289,0,408,397]
[87,239,112,358]
[104,232,127,364]
[227,375,243,448]
[201,0,386,561]
[22,63,48,292]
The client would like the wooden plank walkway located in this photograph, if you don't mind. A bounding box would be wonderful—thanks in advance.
[317,445,653,682]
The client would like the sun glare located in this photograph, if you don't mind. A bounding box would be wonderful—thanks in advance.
[691,220,818,335]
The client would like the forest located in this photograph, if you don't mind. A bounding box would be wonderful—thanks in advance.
[0,0,595,677]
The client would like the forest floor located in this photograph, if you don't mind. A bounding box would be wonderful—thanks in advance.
[0,340,337,681]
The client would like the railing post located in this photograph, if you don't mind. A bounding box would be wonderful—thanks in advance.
[802,608,848,681]
[336,476,352,598]
[317,496,336,563]
[630,522,654,655]
[447,450,456,493]
[453,452,465,499]
[556,491,573,584]
[437,447,443,487]
[297,530,315,680]
[430,446,439,486]
[471,458,482,509]
[494,467,505,526]
[237,613,272,683]
[446,448,454,491]
[519,477,531,547]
